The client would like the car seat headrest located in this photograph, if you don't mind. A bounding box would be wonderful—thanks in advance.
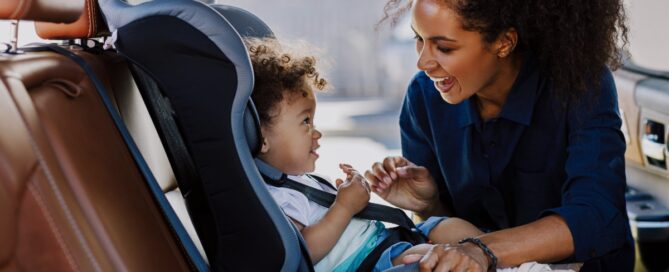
[0,0,84,23]
[209,4,274,39]
[210,4,275,158]
[35,0,109,40]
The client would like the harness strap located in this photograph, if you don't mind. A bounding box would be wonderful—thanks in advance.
[262,173,429,270]
[271,174,420,231]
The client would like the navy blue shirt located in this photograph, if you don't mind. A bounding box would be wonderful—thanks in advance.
[399,60,633,271]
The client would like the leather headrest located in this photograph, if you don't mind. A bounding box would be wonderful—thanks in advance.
[35,0,108,40]
[0,0,84,23]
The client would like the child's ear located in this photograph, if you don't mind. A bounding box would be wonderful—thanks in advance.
[260,137,270,154]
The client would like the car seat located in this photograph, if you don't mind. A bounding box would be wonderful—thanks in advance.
[95,0,313,271]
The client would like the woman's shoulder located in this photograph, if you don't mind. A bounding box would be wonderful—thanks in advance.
[406,71,444,105]
[567,67,618,111]
[405,71,462,111]
[407,71,433,96]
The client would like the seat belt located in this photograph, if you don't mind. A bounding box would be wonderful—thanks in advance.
[27,43,209,271]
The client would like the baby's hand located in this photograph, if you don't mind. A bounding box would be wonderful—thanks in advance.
[334,166,370,216]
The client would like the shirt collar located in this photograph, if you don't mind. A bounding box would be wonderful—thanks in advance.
[458,56,541,128]
[458,98,478,128]
[498,56,540,126]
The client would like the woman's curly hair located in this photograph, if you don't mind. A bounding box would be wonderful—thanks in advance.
[382,0,629,101]
[245,38,328,126]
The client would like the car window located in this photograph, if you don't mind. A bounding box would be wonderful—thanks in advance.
[626,0,669,71]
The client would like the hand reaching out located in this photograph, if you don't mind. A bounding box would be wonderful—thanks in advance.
[333,163,370,216]
[364,156,440,216]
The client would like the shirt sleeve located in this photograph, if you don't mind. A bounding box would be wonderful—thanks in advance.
[542,69,629,261]
[400,73,453,215]
[266,186,311,227]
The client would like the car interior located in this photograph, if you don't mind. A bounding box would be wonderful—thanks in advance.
[1,0,312,270]
[1,0,668,271]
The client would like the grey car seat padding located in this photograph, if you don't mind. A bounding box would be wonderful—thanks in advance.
[97,0,310,270]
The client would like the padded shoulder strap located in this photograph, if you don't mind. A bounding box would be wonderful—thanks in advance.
[306,174,337,191]
[263,172,420,232]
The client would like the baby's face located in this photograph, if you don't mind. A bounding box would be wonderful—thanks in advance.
[259,91,321,175]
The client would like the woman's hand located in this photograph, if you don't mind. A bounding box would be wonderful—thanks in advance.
[404,243,490,272]
[364,156,440,216]
[333,165,370,216]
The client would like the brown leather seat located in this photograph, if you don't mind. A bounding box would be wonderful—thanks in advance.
[0,0,194,270]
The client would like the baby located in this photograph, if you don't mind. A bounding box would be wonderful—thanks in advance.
[246,37,483,271]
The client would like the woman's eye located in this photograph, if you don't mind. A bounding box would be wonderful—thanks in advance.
[413,34,423,41]
[437,47,452,53]
[302,117,311,125]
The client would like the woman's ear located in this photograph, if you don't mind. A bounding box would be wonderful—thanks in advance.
[496,28,518,58]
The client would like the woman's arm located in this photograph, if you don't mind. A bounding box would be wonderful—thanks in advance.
[366,74,453,218]
[414,215,573,270]
[478,215,574,267]
[400,74,453,218]
[537,69,629,262]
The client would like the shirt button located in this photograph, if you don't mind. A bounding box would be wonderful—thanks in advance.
[490,141,496,147]
[482,153,489,159]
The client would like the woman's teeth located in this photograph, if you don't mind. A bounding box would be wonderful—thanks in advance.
[430,76,455,93]
[430,76,452,83]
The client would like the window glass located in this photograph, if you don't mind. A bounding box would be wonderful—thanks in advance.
[626,0,669,71]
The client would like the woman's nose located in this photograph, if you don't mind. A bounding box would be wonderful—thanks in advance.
[416,44,437,72]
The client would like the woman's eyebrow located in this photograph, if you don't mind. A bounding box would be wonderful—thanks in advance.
[411,25,456,42]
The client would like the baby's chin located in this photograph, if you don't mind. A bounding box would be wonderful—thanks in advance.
[285,164,316,176]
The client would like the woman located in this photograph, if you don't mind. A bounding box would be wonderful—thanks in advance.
[366,0,632,271]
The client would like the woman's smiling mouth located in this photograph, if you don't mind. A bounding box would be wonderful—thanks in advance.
[430,76,456,93]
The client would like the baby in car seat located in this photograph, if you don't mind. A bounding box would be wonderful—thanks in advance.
[246,37,483,271]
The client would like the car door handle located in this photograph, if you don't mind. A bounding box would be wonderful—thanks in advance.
[642,138,666,161]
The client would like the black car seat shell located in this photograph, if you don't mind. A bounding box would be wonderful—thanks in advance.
[97,0,310,270]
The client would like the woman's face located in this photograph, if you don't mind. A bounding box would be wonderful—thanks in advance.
[411,0,503,104]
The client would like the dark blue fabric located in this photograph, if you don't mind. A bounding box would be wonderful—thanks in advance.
[399,60,634,271]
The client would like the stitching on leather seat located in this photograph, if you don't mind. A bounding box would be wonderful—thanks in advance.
[27,183,80,271]
[6,81,103,272]
[87,0,94,37]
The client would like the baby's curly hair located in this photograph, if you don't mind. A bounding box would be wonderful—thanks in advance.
[245,38,328,126]
[381,0,628,102]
